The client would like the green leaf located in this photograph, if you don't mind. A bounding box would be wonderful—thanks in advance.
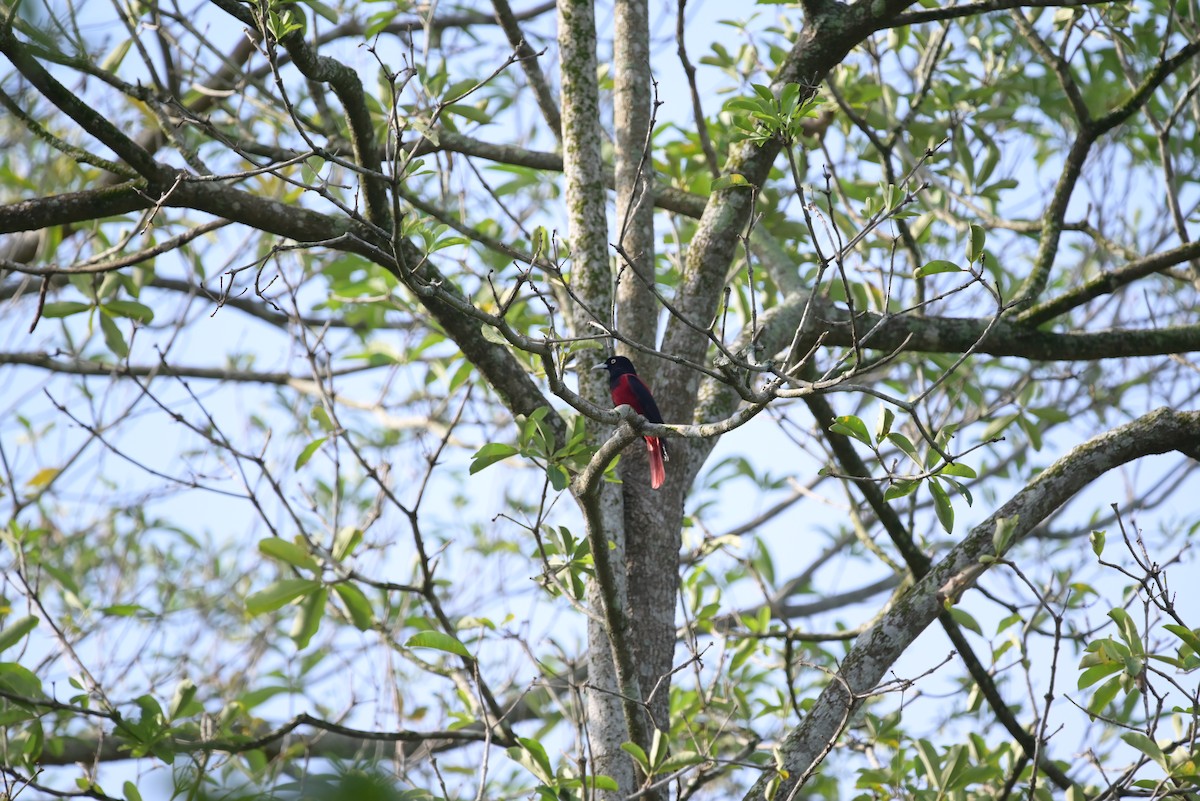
[169,679,198,721]
[258,538,319,572]
[915,259,961,278]
[443,77,480,101]
[996,612,1022,634]
[99,312,129,358]
[294,437,326,470]
[299,0,338,22]
[930,480,954,534]
[99,604,152,617]
[135,694,163,725]
[938,462,976,479]
[245,579,321,615]
[883,478,920,501]
[620,741,651,773]
[1088,675,1121,714]
[945,476,974,506]
[103,300,154,323]
[547,464,569,491]
[519,407,552,451]
[479,325,508,345]
[648,728,669,772]
[1029,406,1071,424]
[507,737,554,784]
[938,745,968,792]
[238,685,290,711]
[1164,624,1200,654]
[1017,414,1043,451]
[967,223,986,263]
[310,406,335,432]
[332,526,362,561]
[875,407,895,440]
[40,301,92,319]
[915,738,942,785]
[405,631,472,659]
[1121,732,1168,772]
[947,607,982,635]
[0,616,38,654]
[1108,608,1142,654]
[886,432,920,463]
[659,750,705,773]
[123,780,144,801]
[101,38,133,72]
[334,583,374,631]
[522,737,554,779]
[430,235,471,253]
[980,414,1017,441]
[992,515,1019,555]
[830,415,872,446]
[729,638,757,671]
[879,182,900,211]
[470,442,519,474]
[562,775,620,792]
[1090,530,1105,557]
[0,663,43,699]
[712,173,751,190]
[290,587,326,649]
[1077,662,1122,690]
[443,103,491,124]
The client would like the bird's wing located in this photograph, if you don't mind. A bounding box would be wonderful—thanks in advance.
[620,375,665,424]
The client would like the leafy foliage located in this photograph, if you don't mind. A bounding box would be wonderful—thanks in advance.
[1,0,1199,800]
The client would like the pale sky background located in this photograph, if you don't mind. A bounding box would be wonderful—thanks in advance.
[4,0,1200,797]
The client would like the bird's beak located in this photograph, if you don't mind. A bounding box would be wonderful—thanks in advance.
[592,362,608,371]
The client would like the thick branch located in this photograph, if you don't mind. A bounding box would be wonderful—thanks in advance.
[404,130,706,217]
[1011,30,1200,304]
[808,301,1200,360]
[559,1,646,791]
[208,0,391,228]
[0,352,376,386]
[744,407,1200,800]
[658,0,918,427]
[612,0,677,768]
[0,173,559,435]
[806,390,1074,790]
[492,0,563,136]
[1019,239,1200,325]
[887,0,1117,27]
[0,26,164,181]
[26,711,496,767]
[0,183,151,234]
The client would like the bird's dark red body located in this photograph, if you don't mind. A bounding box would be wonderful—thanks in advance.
[595,355,667,489]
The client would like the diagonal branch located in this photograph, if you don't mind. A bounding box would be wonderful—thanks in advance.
[806,390,1075,790]
[1019,239,1200,325]
[744,407,1200,800]
[657,0,918,427]
[0,27,164,180]
[1011,27,1200,305]
[492,0,563,136]
[208,0,391,228]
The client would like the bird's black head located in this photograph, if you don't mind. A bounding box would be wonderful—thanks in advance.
[593,355,638,376]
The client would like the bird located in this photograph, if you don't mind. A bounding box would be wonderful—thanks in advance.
[594,355,667,489]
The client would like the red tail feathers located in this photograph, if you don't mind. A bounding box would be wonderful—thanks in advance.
[646,437,666,490]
